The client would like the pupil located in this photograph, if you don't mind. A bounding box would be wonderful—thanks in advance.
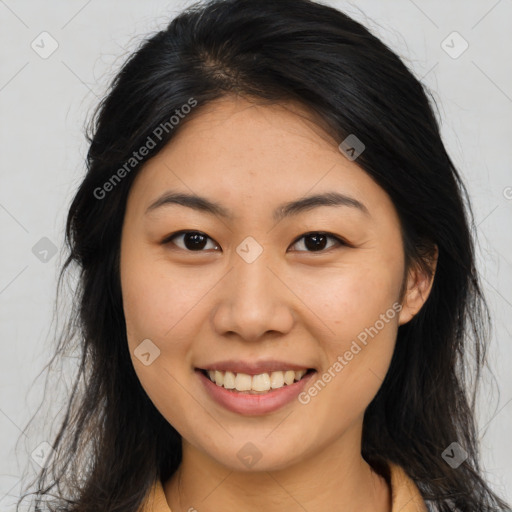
[185,232,207,250]
[305,233,327,251]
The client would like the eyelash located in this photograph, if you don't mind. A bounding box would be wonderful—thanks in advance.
[161,230,348,253]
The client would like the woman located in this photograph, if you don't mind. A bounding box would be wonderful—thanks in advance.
[18,0,510,510]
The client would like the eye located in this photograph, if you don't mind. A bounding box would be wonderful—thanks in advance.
[289,232,345,252]
[162,230,346,253]
[162,231,220,252]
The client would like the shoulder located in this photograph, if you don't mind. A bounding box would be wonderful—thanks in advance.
[388,461,428,512]
[139,478,172,512]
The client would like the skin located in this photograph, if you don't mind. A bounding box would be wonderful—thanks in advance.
[120,96,437,512]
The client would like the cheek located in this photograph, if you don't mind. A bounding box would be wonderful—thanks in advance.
[309,257,402,335]
[120,250,199,431]
[121,250,203,346]
[298,256,402,409]
[301,298,399,433]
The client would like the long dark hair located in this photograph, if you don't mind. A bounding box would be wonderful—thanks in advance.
[16,0,510,510]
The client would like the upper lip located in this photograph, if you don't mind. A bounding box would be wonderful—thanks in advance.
[197,360,315,375]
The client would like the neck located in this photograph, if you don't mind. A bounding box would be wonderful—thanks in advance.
[163,426,391,512]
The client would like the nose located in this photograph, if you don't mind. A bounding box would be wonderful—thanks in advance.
[211,250,295,342]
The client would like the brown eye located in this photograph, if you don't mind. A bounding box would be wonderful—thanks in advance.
[163,231,220,251]
[162,230,345,253]
[289,232,344,252]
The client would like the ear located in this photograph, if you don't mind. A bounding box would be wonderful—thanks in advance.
[398,245,438,326]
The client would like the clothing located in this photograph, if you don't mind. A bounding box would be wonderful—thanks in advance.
[139,461,427,511]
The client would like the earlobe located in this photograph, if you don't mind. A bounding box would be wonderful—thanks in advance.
[398,245,438,326]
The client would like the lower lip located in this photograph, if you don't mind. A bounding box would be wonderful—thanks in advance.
[196,369,316,416]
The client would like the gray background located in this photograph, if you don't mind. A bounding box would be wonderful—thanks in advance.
[0,0,511,509]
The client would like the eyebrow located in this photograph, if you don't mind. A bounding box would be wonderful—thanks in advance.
[145,190,370,222]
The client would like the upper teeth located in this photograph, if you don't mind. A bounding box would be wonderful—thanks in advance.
[207,369,308,392]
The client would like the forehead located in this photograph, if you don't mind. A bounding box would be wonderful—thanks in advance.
[165,96,340,164]
[127,96,396,224]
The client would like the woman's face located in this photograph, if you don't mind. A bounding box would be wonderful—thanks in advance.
[120,96,432,472]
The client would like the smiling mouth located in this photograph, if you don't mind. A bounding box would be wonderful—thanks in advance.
[198,368,316,394]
